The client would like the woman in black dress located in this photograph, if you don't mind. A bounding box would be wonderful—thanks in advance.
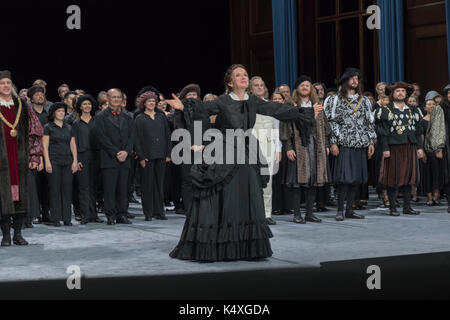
[166,64,313,262]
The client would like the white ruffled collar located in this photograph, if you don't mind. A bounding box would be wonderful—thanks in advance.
[300,100,312,108]
[0,98,14,108]
[229,92,249,101]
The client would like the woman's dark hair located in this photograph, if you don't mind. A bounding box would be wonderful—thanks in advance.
[224,64,247,94]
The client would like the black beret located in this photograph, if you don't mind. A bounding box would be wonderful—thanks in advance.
[179,84,201,101]
[294,75,313,90]
[138,86,160,98]
[338,68,361,85]
[48,102,68,121]
[0,70,11,81]
[75,94,97,115]
[27,85,45,99]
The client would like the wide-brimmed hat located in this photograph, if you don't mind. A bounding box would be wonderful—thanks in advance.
[386,82,415,96]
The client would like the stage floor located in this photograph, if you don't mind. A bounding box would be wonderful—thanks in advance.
[1,195,450,283]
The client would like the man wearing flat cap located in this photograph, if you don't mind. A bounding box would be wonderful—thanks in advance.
[324,68,376,221]
[376,82,424,216]
[0,70,44,246]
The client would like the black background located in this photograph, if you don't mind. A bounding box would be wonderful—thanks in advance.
[1,0,231,106]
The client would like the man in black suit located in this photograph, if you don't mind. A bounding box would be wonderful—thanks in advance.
[95,88,134,225]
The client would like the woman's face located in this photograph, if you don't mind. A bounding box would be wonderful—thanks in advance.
[158,100,167,111]
[54,108,66,121]
[376,83,386,97]
[447,91,450,101]
[382,96,390,106]
[228,67,249,91]
[435,96,443,105]
[407,97,418,107]
[272,93,284,104]
[425,100,436,114]
[145,98,156,111]
[296,81,311,97]
[81,100,92,114]
[251,78,266,98]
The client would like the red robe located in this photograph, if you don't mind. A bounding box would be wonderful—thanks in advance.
[1,104,20,201]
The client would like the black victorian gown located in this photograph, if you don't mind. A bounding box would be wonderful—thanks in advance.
[169,93,313,261]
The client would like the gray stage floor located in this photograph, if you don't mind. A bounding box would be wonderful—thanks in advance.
[1,195,450,283]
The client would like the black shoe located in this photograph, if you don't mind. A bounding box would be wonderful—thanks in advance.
[107,218,116,225]
[129,196,139,204]
[266,217,277,225]
[305,213,322,223]
[272,210,282,216]
[145,216,152,221]
[24,222,34,229]
[154,215,168,221]
[74,214,82,222]
[404,208,420,215]
[336,211,345,222]
[53,221,61,227]
[389,208,400,216]
[64,222,73,226]
[316,206,329,213]
[127,213,136,219]
[91,218,104,223]
[116,217,132,224]
[175,208,185,215]
[293,210,306,224]
[13,233,29,246]
[345,211,365,219]
[1,234,11,247]
[80,220,89,225]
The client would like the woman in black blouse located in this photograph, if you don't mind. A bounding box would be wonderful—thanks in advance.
[135,91,172,221]
[72,95,103,224]
[43,103,78,226]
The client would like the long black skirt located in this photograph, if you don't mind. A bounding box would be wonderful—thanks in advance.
[169,164,273,262]
[333,147,368,185]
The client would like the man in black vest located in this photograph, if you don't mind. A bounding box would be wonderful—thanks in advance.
[95,88,134,225]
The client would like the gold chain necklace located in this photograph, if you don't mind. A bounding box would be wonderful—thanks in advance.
[0,98,22,138]
[343,97,363,117]
[384,104,413,135]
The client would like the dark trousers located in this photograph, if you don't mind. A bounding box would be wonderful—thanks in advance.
[76,155,97,222]
[48,164,73,223]
[141,159,166,218]
[388,186,411,211]
[102,166,129,219]
[93,153,104,209]
[287,187,317,216]
[36,168,50,220]
[128,157,137,199]
[27,169,40,223]
[337,184,358,212]
[1,213,25,234]
[180,164,193,215]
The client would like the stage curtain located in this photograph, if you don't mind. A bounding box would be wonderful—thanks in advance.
[272,0,298,88]
[378,0,405,83]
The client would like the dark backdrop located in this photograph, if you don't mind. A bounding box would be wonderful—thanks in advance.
[1,0,231,107]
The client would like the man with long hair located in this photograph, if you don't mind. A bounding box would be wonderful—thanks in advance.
[324,68,376,221]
